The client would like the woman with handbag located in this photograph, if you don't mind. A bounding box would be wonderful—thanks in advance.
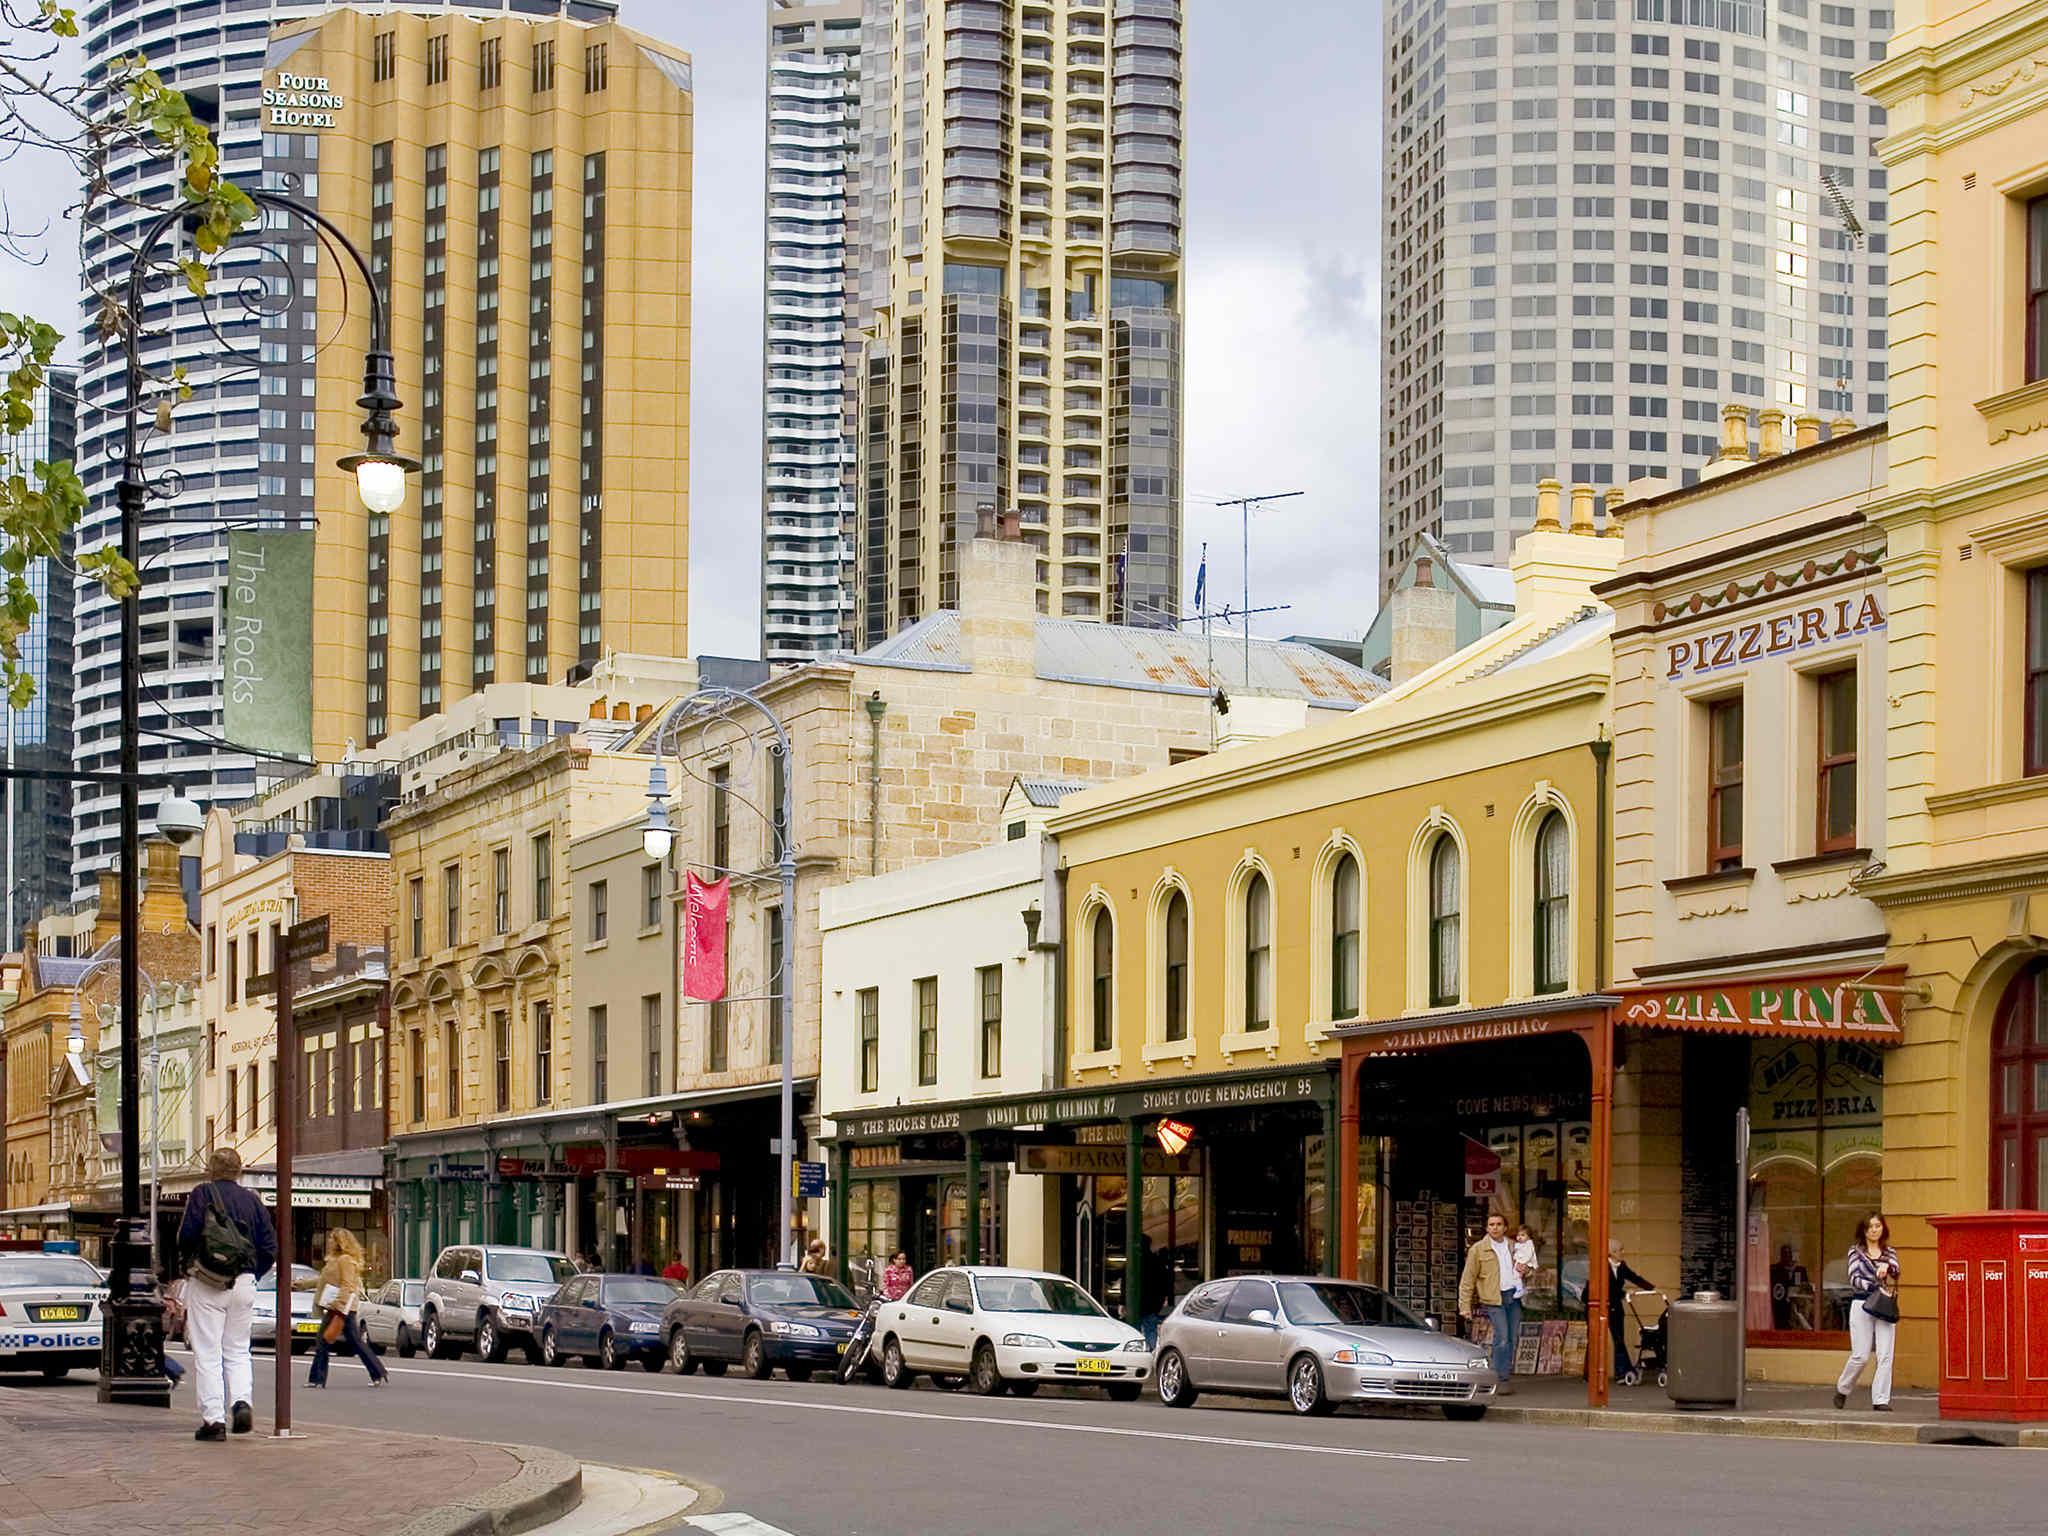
[1834,1211,1901,1411]
[307,1229,389,1389]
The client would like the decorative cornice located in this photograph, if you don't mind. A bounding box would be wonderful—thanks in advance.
[1856,848,2048,909]
[1958,51,2048,105]
[1976,378,2048,446]
[1649,546,1884,628]
[1924,774,2048,817]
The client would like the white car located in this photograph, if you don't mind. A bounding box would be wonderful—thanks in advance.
[359,1278,425,1357]
[875,1265,1150,1399]
[251,1264,321,1351]
[0,1251,106,1380]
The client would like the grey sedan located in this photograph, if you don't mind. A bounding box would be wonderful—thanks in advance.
[359,1279,426,1357]
[1154,1276,1497,1419]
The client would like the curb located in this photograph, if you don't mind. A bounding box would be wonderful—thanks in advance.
[391,1442,583,1536]
[1486,1404,2044,1447]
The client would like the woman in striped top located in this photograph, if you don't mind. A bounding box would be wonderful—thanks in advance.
[1834,1212,1901,1411]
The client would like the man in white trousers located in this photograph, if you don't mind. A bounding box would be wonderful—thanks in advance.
[176,1147,278,1441]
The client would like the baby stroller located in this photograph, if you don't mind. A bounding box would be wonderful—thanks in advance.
[1621,1290,1669,1388]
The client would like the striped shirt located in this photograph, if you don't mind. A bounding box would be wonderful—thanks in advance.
[1846,1244,1900,1298]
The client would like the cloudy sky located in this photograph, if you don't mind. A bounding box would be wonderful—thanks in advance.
[5,0,1383,656]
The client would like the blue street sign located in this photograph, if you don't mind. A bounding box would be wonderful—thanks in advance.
[795,1161,827,1199]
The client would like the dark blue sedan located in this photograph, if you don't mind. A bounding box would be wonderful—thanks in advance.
[536,1272,684,1371]
[660,1269,863,1380]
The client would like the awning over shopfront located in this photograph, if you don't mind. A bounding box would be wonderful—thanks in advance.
[1334,995,1621,1058]
[1613,968,1907,1045]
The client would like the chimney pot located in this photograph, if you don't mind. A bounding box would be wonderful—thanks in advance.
[1717,404,1751,462]
[1758,407,1786,458]
[1533,478,1564,533]
[1830,415,1856,437]
[1568,483,1597,536]
[1793,413,1822,449]
[1602,486,1626,537]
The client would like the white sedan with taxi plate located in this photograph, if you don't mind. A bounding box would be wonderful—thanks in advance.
[876,1266,1150,1399]
[0,1251,106,1379]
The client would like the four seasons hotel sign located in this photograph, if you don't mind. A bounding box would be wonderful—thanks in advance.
[263,72,346,129]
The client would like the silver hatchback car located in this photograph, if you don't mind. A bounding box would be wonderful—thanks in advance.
[1154,1275,1497,1419]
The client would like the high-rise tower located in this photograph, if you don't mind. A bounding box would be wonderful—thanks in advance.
[1380,0,1895,596]
[762,0,863,665]
[851,0,1185,647]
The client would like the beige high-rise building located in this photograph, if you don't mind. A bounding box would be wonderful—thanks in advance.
[851,0,1185,646]
[263,7,692,756]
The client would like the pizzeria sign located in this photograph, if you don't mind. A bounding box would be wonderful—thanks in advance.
[1619,972,1904,1042]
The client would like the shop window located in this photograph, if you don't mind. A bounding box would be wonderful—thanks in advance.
[1243,873,1273,1031]
[1089,909,1115,1051]
[858,988,879,1092]
[1707,695,1744,869]
[2026,568,2048,777]
[1164,889,1190,1041]
[1815,667,1858,852]
[1744,1038,1883,1341]
[1533,812,1570,994]
[1428,836,1462,1007]
[847,1180,900,1276]
[978,965,1002,1077]
[1331,854,1361,1020]
[2029,194,2048,384]
[1991,961,2048,1208]
[916,976,939,1084]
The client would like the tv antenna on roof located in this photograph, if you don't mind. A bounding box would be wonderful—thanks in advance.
[1821,171,1864,247]
[1211,491,1305,686]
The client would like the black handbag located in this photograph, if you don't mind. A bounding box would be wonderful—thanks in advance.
[1863,1289,1900,1324]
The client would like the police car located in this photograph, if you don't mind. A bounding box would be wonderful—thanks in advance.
[0,1251,106,1379]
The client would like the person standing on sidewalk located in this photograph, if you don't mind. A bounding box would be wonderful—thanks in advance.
[1605,1239,1657,1382]
[799,1239,831,1276]
[1457,1212,1526,1394]
[177,1147,277,1441]
[1834,1211,1901,1412]
[307,1229,388,1390]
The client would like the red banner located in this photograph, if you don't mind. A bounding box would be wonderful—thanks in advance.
[682,872,730,1002]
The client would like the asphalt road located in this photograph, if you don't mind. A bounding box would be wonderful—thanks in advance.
[97,1349,2048,1535]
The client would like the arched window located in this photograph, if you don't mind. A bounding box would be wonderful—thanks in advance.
[1533,811,1571,995]
[1090,907,1115,1052]
[1992,961,2048,1208]
[1428,836,1461,1007]
[1243,872,1273,1031]
[1164,890,1190,1042]
[1331,853,1361,1020]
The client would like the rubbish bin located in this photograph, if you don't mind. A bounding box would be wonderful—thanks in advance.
[1667,1291,1741,1408]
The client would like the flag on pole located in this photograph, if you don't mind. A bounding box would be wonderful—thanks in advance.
[1192,549,1207,614]
[682,872,731,1001]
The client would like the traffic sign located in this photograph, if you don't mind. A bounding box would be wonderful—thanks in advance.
[794,1160,826,1199]
[286,915,330,962]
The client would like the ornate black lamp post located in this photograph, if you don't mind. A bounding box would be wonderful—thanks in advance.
[100,191,414,1405]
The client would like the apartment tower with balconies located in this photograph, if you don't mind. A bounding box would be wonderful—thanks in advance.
[851,0,1184,646]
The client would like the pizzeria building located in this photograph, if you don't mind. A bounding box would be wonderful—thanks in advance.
[1596,410,1906,1389]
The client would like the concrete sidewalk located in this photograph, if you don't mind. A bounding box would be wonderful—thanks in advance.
[1489,1375,2048,1447]
[0,1381,581,1536]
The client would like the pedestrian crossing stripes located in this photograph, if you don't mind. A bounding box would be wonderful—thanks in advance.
[687,1515,801,1536]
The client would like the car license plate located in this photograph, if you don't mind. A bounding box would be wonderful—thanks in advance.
[293,1320,319,1335]
[1419,1369,1458,1381]
[836,1342,847,1353]
[35,1305,83,1322]
[1074,1355,1111,1375]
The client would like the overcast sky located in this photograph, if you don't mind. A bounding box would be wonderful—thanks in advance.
[3,0,1383,656]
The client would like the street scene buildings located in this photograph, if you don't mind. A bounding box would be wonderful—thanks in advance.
[6,0,2048,1526]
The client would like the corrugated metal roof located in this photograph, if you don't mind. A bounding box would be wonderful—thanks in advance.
[35,957,98,988]
[854,612,972,673]
[1466,607,1613,679]
[1016,777,1090,807]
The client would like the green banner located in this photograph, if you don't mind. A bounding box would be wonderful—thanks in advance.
[224,529,314,758]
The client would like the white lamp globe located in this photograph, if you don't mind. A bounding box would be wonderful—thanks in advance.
[354,457,407,514]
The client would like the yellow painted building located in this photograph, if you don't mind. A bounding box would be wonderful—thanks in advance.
[264,7,693,754]
[1855,0,2048,1385]
[1048,510,1620,1322]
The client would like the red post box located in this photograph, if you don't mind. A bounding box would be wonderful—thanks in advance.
[1928,1212,2048,1422]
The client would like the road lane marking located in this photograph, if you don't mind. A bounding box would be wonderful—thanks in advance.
[372,1364,1469,1465]
[687,1517,801,1536]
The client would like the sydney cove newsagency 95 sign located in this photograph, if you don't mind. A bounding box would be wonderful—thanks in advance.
[264,73,345,129]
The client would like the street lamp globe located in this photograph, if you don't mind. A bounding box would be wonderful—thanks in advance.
[642,804,674,863]
[352,455,408,513]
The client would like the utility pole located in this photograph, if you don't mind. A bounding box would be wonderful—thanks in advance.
[1211,491,1304,686]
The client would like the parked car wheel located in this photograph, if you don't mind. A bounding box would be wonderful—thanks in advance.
[741,1329,772,1380]
[423,1311,459,1361]
[786,1363,813,1383]
[1155,1347,1198,1409]
[640,1352,664,1373]
[396,1325,417,1360]
[476,1313,509,1365]
[970,1341,1005,1397]
[1288,1354,1333,1417]
[1443,1404,1488,1422]
[1105,1383,1142,1402]
[700,1360,728,1377]
[881,1336,913,1391]
[539,1326,563,1368]
[667,1331,696,1375]
[1008,1381,1039,1397]
[599,1330,627,1372]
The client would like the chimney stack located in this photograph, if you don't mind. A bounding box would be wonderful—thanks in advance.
[1533,478,1564,533]
[1568,483,1597,536]
[1793,413,1822,450]
[1716,404,1751,463]
[1830,415,1856,437]
[1602,486,1626,538]
[1758,407,1786,459]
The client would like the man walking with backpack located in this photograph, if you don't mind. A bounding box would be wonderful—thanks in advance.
[177,1147,277,1441]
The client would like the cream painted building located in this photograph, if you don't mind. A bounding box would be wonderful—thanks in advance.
[818,779,1077,1279]
[1851,0,2048,1389]
[1599,411,1899,1386]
